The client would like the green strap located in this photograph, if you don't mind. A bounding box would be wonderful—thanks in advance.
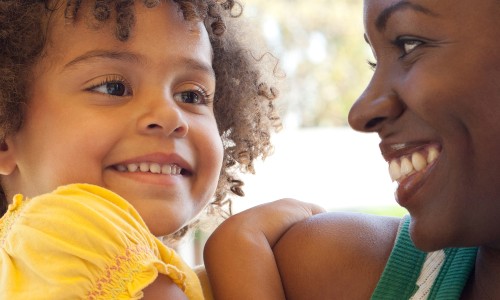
[428,247,476,299]
[371,216,477,300]
[371,216,426,300]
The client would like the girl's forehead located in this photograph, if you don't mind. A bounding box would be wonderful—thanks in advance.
[46,1,194,41]
[39,0,211,72]
[45,0,202,42]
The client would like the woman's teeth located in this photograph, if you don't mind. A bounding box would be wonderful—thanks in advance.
[389,146,439,182]
[115,163,182,175]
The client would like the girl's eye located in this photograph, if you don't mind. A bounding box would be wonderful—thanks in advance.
[92,82,130,96]
[178,91,202,104]
[87,76,132,97]
[174,87,211,105]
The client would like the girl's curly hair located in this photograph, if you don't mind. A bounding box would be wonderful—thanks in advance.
[0,0,281,226]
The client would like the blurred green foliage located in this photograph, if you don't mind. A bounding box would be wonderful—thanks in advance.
[354,206,408,217]
[242,0,374,127]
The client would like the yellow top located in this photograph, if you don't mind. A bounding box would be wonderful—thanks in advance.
[0,184,204,299]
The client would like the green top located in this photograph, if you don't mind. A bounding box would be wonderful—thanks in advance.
[371,216,477,300]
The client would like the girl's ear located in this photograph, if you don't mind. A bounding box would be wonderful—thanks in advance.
[0,137,17,175]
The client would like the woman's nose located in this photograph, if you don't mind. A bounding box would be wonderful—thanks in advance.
[348,74,404,133]
[137,96,189,138]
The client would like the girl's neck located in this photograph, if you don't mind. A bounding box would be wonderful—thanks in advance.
[461,246,500,299]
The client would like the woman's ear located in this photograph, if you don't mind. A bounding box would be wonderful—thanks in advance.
[0,137,17,175]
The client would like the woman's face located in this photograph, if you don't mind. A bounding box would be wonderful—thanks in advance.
[349,0,500,250]
[0,1,223,236]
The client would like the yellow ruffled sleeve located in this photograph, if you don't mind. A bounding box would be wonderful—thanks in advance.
[0,184,203,299]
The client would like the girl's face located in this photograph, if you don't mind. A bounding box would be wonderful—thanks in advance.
[1,1,223,236]
[349,0,500,250]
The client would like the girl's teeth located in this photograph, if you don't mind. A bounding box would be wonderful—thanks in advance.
[127,164,139,172]
[162,164,172,174]
[139,163,149,172]
[118,163,182,175]
[388,146,440,182]
[116,165,127,172]
[150,163,161,174]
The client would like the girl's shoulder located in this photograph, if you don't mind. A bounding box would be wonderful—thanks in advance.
[275,211,401,299]
[0,184,202,299]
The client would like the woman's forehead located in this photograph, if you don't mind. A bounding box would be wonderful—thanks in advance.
[364,0,499,19]
[363,0,500,33]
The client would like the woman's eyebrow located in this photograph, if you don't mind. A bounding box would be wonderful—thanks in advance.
[375,1,438,31]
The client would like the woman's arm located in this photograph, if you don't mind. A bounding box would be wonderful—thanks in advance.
[274,212,401,299]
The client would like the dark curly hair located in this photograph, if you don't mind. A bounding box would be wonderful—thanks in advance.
[0,0,281,226]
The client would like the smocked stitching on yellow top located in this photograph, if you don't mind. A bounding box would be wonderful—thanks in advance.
[87,244,186,299]
[0,195,27,247]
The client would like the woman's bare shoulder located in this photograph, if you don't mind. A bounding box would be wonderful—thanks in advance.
[274,211,401,300]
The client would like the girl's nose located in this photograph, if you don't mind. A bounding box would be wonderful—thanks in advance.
[137,96,189,138]
[348,75,404,133]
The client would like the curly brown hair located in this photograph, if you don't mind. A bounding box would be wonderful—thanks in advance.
[0,0,281,223]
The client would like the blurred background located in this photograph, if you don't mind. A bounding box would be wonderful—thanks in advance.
[179,0,407,266]
[243,0,373,128]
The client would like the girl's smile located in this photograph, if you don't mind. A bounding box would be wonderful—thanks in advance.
[109,151,195,189]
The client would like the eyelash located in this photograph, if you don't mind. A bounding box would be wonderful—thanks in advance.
[366,37,424,70]
[174,86,213,105]
[87,75,132,97]
[367,60,377,70]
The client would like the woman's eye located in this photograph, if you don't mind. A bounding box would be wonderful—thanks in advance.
[367,60,377,70]
[403,40,422,54]
[396,38,423,57]
[92,81,130,96]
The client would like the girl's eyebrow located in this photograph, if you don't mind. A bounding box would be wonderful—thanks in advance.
[375,1,438,31]
[63,49,215,77]
[64,50,142,69]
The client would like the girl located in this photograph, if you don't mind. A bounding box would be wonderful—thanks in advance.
[0,0,311,298]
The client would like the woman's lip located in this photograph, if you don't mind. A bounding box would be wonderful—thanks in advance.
[395,160,437,207]
[380,141,439,161]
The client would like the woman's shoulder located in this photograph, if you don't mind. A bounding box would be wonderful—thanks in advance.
[274,211,401,299]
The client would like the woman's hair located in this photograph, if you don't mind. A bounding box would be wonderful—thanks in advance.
[0,0,281,225]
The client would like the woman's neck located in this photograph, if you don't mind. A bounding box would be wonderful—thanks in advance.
[462,246,500,299]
